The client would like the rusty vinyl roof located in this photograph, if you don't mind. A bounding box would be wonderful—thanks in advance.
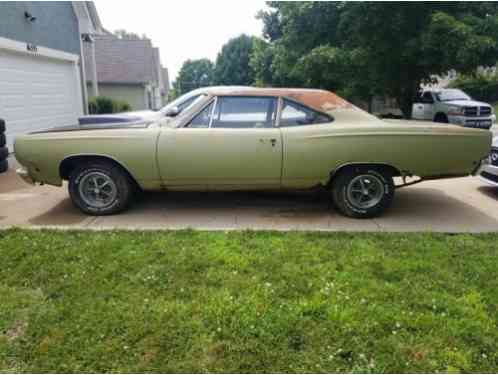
[194,86,352,113]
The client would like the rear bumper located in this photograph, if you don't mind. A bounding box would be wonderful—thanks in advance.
[16,166,35,185]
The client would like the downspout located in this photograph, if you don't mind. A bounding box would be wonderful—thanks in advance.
[89,41,99,97]
[78,35,89,115]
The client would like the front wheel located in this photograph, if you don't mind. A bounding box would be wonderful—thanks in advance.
[68,161,133,215]
[331,167,394,218]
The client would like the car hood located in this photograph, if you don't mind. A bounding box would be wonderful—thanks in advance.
[29,120,153,135]
[78,110,162,125]
[442,100,490,107]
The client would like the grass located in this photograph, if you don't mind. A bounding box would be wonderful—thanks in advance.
[493,102,498,116]
[0,229,497,373]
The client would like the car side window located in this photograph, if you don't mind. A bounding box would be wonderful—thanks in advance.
[178,94,201,112]
[279,99,332,127]
[187,101,214,128]
[421,92,434,104]
[211,97,277,128]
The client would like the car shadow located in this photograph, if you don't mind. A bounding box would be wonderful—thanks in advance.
[477,185,498,200]
[377,187,498,231]
[24,186,498,232]
[134,190,331,215]
[29,197,88,226]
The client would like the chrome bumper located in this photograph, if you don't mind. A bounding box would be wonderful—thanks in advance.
[16,167,35,185]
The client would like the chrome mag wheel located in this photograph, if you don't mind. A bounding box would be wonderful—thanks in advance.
[346,174,385,209]
[78,172,118,208]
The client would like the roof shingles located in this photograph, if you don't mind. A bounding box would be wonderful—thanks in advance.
[85,35,155,84]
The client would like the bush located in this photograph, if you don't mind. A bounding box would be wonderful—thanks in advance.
[449,71,498,103]
[113,100,131,113]
[88,96,132,114]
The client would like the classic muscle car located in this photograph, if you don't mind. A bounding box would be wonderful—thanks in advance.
[14,86,492,218]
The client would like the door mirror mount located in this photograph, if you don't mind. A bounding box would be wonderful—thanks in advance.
[164,106,180,117]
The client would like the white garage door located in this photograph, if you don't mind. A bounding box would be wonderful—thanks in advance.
[0,50,83,150]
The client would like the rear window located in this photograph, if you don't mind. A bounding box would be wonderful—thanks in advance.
[279,99,332,127]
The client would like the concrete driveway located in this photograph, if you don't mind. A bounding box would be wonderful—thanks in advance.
[1,156,498,232]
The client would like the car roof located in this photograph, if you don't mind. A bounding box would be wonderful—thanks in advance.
[191,86,353,113]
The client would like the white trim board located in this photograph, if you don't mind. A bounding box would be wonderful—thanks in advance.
[0,36,79,63]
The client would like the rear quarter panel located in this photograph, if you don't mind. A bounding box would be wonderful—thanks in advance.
[281,119,491,188]
[14,127,161,189]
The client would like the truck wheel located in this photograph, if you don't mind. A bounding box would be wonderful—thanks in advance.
[0,146,8,161]
[434,113,448,123]
[68,161,132,215]
[0,119,5,133]
[0,159,8,174]
[331,166,394,218]
[0,133,5,148]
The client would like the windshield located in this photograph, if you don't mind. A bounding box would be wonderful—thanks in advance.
[159,92,207,116]
[435,89,470,102]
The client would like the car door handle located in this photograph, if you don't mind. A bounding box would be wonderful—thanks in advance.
[259,138,277,146]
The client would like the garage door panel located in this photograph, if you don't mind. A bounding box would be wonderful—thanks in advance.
[0,51,83,150]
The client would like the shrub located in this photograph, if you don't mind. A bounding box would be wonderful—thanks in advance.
[113,100,132,113]
[88,96,132,114]
[449,71,498,103]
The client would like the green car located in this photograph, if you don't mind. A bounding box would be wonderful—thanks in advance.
[14,86,491,218]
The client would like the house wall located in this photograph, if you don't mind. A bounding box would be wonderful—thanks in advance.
[92,83,147,110]
[0,2,80,54]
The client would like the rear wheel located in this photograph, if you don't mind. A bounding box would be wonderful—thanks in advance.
[331,166,394,218]
[68,161,133,215]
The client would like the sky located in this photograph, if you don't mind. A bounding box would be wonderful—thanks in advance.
[95,0,268,84]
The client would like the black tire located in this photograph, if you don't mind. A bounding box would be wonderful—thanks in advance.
[331,166,395,218]
[0,119,5,133]
[434,113,448,123]
[0,159,8,174]
[0,133,5,148]
[68,161,133,215]
[0,147,8,161]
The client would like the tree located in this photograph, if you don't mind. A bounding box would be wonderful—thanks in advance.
[214,34,257,85]
[113,29,147,40]
[172,59,214,97]
[255,2,498,117]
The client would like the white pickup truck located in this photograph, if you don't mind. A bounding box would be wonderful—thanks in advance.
[412,88,495,129]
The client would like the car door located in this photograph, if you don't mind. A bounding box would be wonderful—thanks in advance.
[278,98,337,189]
[157,96,282,189]
[412,92,435,120]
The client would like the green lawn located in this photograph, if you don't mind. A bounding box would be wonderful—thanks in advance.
[493,102,498,116]
[1,230,497,373]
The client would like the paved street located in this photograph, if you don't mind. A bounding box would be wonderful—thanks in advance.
[1,156,497,232]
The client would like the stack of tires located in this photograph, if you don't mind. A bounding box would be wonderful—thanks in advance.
[0,119,8,174]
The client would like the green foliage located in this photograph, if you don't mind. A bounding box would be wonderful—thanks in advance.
[113,100,131,113]
[172,58,214,97]
[449,70,498,103]
[113,29,148,40]
[254,2,498,117]
[214,34,256,86]
[249,39,276,87]
[1,229,498,372]
[88,96,132,114]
